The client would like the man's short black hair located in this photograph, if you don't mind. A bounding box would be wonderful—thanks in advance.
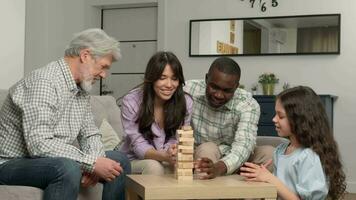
[208,57,241,77]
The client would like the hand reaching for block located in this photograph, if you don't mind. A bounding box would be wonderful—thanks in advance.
[167,144,177,165]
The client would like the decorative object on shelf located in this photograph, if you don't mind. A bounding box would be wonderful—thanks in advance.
[258,73,279,95]
[217,41,238,54]
[282,82,290,90]
[251,83,258,95]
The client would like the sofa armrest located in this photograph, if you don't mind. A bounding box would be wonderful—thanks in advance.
[256,136,289,147]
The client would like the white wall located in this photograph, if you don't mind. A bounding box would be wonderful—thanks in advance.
[0,0,25,89]
[24,0,356,192]
[25,0,88,75]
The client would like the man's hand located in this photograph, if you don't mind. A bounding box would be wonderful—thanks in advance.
[194,158,227,179]
[93,157,123,182]
[81,172,99,187]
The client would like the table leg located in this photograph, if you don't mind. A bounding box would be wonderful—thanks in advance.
[125,187,139,200]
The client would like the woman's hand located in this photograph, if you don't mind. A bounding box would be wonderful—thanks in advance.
[166,143,177,165]
[240,160,273,182]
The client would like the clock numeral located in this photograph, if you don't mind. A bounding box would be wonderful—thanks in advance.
[261,2,267,12]
[250,0,255,8]
[246,0,278,11]
[272,0,278,7]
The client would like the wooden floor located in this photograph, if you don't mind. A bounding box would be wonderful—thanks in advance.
[344,193,356,200]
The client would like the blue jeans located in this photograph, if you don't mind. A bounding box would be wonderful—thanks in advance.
[102,150,131,200]
[0,151,131,200]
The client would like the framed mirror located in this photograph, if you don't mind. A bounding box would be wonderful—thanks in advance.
[189,14,340,56]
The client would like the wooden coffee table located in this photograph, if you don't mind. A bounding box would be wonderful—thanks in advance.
[125,174,277,200]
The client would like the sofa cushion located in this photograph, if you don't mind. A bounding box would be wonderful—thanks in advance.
[100,118,121,151]
[0,186,43,200]
[90,95,123,139]
[0,184,103,200]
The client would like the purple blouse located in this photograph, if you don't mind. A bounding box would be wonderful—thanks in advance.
[120,88,193,160]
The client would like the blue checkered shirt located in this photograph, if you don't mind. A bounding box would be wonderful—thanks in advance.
[184,80,260,174]
[0,58,105,172]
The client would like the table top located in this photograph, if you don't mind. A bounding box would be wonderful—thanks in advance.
[126,174,277,199]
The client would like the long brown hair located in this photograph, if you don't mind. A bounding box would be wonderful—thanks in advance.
[137,51,188,145]
[277,86,346,199]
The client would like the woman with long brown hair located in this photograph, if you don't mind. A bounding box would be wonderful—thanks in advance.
[119,51,193,174]
[240,86,346,199]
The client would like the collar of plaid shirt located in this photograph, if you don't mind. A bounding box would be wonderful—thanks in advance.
[58,58,88,97]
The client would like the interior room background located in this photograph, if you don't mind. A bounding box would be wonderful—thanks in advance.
[1,0,355,193]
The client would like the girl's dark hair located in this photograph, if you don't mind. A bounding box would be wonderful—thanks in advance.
[277,86,346,199]
[137,51,187,145]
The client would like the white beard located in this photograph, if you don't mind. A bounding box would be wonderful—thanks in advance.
[80,79,93,92]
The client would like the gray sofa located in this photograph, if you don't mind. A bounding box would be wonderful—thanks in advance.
[0,89,124,200]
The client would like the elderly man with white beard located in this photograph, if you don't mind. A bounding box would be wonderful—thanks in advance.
[0,28,131,200]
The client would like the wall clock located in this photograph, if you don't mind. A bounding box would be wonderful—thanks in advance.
[241,0,279,12]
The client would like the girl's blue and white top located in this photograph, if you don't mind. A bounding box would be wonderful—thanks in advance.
[273,142,328,200]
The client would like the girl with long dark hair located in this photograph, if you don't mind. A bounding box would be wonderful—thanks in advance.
[240,86,346,200]
[119,51,193,174]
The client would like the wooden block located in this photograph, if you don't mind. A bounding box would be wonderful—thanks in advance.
[179,141,194,146]
[178,132,194,138]
[179,137,194,142]
[178,145,193,150]
[178,130,193,137]
[182,126,193,131]
[181,130,193,135]
[177,175,193,181]
[178,148,194,154]
[176,168,193,176]
[177,153,193,161]
[177,162,194,169]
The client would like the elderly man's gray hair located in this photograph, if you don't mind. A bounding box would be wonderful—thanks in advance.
[65,28,121,61]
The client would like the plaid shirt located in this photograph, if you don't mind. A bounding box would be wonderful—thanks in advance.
[0,58,105,173]
[184,80,260,174]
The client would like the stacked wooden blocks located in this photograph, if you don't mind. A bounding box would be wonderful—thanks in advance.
[175,126,194,180]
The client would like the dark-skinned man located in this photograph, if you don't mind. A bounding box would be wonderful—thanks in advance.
[184,57,273,179]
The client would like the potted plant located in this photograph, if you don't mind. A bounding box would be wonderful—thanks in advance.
[258,73,279,95]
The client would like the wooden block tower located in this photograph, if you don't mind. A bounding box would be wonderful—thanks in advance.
[175,125,194,180]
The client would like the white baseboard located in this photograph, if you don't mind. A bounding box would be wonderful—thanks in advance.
[347,181,356,193]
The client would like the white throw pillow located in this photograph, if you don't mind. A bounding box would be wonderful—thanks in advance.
[100,118,121,151]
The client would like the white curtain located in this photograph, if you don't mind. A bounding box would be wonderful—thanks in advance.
[297,26,339,53]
